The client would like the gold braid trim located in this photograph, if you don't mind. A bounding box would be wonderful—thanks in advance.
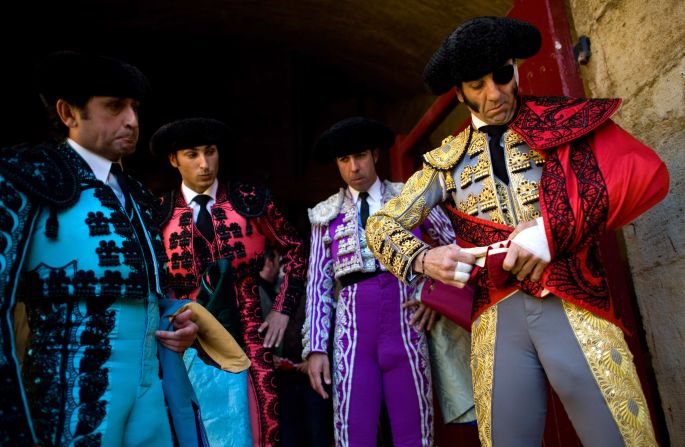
[562,301,658,446]
[471,305,497,447]
[366,166,440,281]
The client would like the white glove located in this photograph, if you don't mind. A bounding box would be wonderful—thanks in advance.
[511,217,551,263]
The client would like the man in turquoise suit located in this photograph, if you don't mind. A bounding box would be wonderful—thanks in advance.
[0,51,200,446]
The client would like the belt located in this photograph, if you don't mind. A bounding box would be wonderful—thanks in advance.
[339,270,382,288]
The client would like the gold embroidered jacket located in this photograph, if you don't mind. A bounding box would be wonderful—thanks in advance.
[366,96,669,326]
[365,125,543,282]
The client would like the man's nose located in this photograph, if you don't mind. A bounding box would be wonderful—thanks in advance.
[484,78,503,101]
[123,106,139,128]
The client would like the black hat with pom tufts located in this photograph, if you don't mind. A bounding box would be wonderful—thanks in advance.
[423,16,541,95]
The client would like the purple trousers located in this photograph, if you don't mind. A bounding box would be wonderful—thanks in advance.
[333,272,433,446]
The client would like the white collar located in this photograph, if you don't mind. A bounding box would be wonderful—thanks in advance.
[471,114,490,131]
[348,176,382,203]
[181,179,219,205]
[67,138,118,183]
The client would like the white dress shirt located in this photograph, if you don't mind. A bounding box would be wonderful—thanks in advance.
[472,114,505,147]
[181,180,219,222]
[348,176,382,221]
[68,138,127,207]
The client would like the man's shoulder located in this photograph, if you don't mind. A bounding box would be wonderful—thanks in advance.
[0,142,80,207]
[510,95,621,150]
[381,179,407,202]
[308,189,345,226]
[382,179,404,198]
[224,181,271,217]
[156,189,175,227]
[423,127,471,171]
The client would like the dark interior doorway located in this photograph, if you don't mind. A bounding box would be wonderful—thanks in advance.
[1,1,511,237]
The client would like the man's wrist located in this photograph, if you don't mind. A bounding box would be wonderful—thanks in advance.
[413,249,429,275]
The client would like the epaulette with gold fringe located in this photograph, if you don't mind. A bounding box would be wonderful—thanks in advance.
[422,127,471,170]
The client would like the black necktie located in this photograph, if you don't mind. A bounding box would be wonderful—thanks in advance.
[193,194,215,242]
[359,191,370,229]
[480,125,509,184]
[109,163,133,213]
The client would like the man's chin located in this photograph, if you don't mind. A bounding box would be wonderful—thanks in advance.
[486,113,512,125]
[115,142,138,156]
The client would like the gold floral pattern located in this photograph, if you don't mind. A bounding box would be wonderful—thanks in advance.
[471,305,497,447]
[424,129,471,170]
[562,301,658,446]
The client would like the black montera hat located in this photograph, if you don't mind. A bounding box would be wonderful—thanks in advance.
[423,16,541,95]
[313,116,394,163]
[149,118,231,156]
[35,51,150,106]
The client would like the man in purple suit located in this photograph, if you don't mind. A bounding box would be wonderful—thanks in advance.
[302,117,456,446]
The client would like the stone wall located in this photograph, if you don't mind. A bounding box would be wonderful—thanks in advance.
[568,0,685,443]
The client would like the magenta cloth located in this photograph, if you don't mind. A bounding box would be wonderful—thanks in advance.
[421,281,474,331]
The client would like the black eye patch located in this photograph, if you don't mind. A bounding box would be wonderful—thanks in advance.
[493,65,515,85]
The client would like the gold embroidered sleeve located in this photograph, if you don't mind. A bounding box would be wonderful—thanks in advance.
[366,165,447,283]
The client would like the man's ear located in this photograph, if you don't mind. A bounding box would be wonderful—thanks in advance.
[55,99,78,128]
[454,86,464,103]
[168,153,179,168]
[372,148,380,163]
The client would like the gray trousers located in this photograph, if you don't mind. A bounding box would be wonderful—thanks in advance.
[490,292,625,447]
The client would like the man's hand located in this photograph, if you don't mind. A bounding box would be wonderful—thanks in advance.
[155,309,199,353]
[296,358,309,375]
[415,244,487,288]
[307,352,331,399]
[258,310,290,348]
[503,220,550,282]
[402,298,437,331]
[507,219,537,240]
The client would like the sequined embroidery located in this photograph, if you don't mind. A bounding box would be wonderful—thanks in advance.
[562,301,657,446]
[423,131,471,170]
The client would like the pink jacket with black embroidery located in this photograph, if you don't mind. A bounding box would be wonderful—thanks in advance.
[158,181,306,317]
